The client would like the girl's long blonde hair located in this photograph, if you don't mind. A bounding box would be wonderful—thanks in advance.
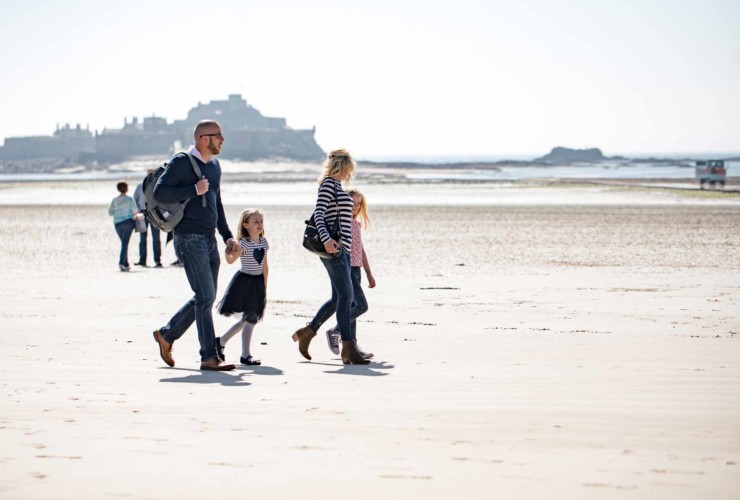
[346,188,370,229]
[236,208,265,240]
[319,148,355,183]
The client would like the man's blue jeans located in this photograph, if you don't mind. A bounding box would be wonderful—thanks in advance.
[138,219,162,264]
[161,233,220,361]
[114,219,135,267]
[309,250,355,342]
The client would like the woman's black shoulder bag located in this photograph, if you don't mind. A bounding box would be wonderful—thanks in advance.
[302,180,341,259]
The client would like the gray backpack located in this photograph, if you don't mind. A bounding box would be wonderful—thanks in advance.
[142,153,205,232]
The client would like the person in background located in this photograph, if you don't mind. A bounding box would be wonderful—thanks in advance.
[133,170,163,268]
[165,232,184,266]
[108,181,140,272]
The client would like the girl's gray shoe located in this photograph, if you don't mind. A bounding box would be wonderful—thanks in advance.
[326,329,341,355]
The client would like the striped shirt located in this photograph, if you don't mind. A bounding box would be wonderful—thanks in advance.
[313,178,353,252]
[239,237,269,275]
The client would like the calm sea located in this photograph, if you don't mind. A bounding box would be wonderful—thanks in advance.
[0,155,736,183]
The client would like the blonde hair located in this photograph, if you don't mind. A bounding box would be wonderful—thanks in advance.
[346,188,370,229]
[236,208,265,240]
[319,148,355,183]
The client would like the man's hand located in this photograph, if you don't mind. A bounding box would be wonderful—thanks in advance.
[225,238,239,252]
[195,178,209,195]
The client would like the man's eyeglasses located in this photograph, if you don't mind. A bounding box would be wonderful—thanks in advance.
[200,133,224,138]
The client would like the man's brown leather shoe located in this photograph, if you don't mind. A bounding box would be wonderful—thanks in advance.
[153,330,174,367]
[200,358,235,371]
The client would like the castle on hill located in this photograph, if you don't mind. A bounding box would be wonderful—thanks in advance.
[0,94,324,163]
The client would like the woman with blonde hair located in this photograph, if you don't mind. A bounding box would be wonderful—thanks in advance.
[292,149,369,364]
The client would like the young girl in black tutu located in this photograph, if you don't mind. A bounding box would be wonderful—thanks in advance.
[216,208,269,365]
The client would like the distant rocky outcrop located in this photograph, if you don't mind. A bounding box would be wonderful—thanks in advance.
[536,147,606,164]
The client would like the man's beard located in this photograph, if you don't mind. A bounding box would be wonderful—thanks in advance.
[208,139,221,155]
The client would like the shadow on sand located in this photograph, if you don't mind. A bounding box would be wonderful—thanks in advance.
[297,360,394,376]
[159,367,251,386]
[235,365,284,376]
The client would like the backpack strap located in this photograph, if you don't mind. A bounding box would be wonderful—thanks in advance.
[184,153,207,207]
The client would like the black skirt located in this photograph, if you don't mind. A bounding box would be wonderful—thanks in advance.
[216,271,266,322]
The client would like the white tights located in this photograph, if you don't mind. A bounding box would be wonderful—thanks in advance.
[220,320,255,358]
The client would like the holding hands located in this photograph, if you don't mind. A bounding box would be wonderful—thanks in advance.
[226,238,239,252]
[224,238,241,263]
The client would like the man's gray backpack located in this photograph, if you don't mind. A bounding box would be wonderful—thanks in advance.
[142,153,205,232]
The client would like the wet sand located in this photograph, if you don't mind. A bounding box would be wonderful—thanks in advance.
[0,184,739,498]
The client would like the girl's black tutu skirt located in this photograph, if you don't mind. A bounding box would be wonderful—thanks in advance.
[217,271,266,322]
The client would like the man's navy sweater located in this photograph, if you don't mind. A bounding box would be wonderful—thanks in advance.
[153,152,233,242]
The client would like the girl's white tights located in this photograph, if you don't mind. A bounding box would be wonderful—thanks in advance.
[220,320,255,358]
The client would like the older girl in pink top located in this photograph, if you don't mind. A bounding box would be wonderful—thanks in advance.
[325,188,376,357]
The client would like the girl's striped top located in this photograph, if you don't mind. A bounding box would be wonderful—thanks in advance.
[313,177,353,252]
[239,236,269,275]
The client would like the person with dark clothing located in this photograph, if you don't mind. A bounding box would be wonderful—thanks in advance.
[133,172,163,267]
[151,120,238,371]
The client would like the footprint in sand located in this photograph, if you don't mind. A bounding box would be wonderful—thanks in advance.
[379,474,432,480]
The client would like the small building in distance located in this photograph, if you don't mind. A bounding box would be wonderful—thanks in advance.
[96,116,176,162]
[0,124,95,160]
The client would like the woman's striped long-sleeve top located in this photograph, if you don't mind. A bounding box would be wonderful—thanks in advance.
[313,177,353,253]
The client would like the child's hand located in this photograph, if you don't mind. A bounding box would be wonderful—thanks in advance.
[367,274,376,288]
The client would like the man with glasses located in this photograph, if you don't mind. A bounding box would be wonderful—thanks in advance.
[151,120,238,371]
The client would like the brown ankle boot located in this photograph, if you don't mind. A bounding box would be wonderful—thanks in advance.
[341,341,370,365]
[292,325,316,360]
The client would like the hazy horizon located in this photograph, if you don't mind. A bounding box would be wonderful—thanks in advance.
[2,0,738,157]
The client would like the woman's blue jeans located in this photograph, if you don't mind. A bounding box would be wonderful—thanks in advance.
[310,250,356,342]
[312,266,369,341]
[160,233,221,362]
[114,219,135,267]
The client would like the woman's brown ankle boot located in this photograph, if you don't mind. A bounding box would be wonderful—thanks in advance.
[292,325,316,360]
[341,341,371,365]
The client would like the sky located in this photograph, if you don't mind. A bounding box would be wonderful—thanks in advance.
[1,0,739,158]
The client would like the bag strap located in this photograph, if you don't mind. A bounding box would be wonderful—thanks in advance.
[184,153,207,207]
[331,179,340,234]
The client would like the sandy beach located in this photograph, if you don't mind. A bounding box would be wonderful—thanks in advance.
[1,180,739,499]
